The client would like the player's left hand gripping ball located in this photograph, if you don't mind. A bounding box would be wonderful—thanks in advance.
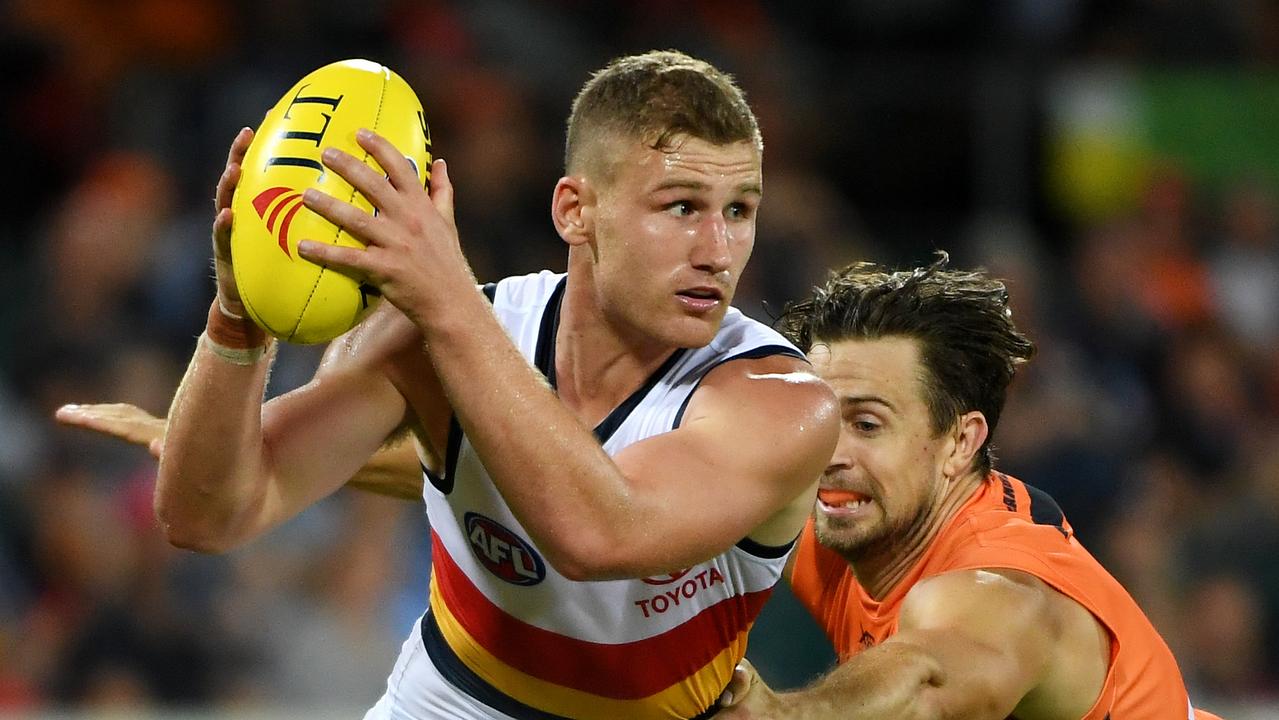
[230,59,432,344]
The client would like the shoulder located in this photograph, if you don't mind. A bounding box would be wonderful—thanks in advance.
[895,568,1109,718]
[935,475,1081,574]
[689,353,837,438]
[900,566,1104,661]
[898,569,1061,675]
[709,305,802,358]
[903,568,1052,626]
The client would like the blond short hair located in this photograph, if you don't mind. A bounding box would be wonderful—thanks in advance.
[564,50,762,183]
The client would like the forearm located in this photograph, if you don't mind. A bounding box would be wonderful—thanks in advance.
[421,287,636,576]
[767,643,943,720]
[155,332,275,553]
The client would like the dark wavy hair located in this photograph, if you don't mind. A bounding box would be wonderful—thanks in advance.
[777,252,1035,475]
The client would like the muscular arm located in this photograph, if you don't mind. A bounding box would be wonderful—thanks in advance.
[296,132,840,581]
[157,310,413,552]
[719,569,1109,720]
[434,329,837,579]
[153,128,442,553]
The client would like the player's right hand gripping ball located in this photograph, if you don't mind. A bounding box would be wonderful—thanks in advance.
[231,59,433,344]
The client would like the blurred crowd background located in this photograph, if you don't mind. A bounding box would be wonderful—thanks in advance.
[2,0,1278,717]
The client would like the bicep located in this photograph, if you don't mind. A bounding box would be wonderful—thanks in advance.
[607,357,838,571]
[255,323,416,524]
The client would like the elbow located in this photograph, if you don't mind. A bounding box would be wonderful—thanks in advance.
[160,525,235,554]
[153,496,242,555]
[546,540,664,582]
[542,546,613,582]
[550,560,595,583]
[552,555,618,582]
[538,532,637,582]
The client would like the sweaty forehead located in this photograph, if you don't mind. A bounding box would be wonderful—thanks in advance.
[809,337,925,403]
[656,136,760,173]
[614,135,761,190]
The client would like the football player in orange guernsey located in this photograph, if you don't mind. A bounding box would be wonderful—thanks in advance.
[713,256,1220,720]
[144,50,839,720]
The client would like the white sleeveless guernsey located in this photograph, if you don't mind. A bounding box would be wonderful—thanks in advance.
[375,271,804,720]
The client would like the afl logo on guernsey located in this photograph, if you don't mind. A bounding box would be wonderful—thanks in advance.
[464,512,546,586]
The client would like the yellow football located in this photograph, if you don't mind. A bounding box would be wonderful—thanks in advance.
[230,59,432,344]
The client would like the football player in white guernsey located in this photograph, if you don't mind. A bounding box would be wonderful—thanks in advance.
[102,50,839,719]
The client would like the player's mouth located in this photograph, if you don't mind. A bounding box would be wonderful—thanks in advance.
[816,488,874,517]
[675,286,724,314]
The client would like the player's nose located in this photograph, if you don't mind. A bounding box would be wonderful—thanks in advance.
[690,213,731,273]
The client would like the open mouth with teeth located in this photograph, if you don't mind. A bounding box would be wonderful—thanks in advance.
[817,488,873,512]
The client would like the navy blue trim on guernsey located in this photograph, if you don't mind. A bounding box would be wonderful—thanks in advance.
[422,283,499,494]
[532,276,688,445]
[420,610,721,720]
[668,343,806,560]
[1024,482,1070,539]
[997,472,1017,512]
[737,535,797,559]
[423,415,464,494]
[591,349,687,444]
[531,277,567,391]
[421,610,572,720]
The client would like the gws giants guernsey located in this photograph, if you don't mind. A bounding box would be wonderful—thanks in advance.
[421,271,802,720]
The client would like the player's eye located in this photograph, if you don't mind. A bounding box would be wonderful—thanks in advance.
[666,201,694,217]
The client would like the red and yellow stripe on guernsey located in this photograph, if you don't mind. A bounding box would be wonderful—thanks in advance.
[429,531,771,719]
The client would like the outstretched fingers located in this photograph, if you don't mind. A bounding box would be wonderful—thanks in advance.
[355,128,423,194]
[320,143,401,216]
[55,403,166,459]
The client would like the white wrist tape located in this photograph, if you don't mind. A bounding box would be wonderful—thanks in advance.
[200,331,272,366]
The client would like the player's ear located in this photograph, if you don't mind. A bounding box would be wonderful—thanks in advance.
[552,175,595,247]
[943,411,988,479]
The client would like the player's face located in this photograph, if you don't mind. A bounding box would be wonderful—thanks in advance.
[808,337,953,561]
[590,135,761,348]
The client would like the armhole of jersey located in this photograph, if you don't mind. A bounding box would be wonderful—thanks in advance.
[423,282,498,495]
[737,534,797,559]
[669,342,805,558]
[1078,622,1120,720]
[942,552,1124,720]
[424,416,463,495]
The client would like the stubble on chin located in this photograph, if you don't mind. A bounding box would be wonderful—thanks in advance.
[813,516,882,562]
